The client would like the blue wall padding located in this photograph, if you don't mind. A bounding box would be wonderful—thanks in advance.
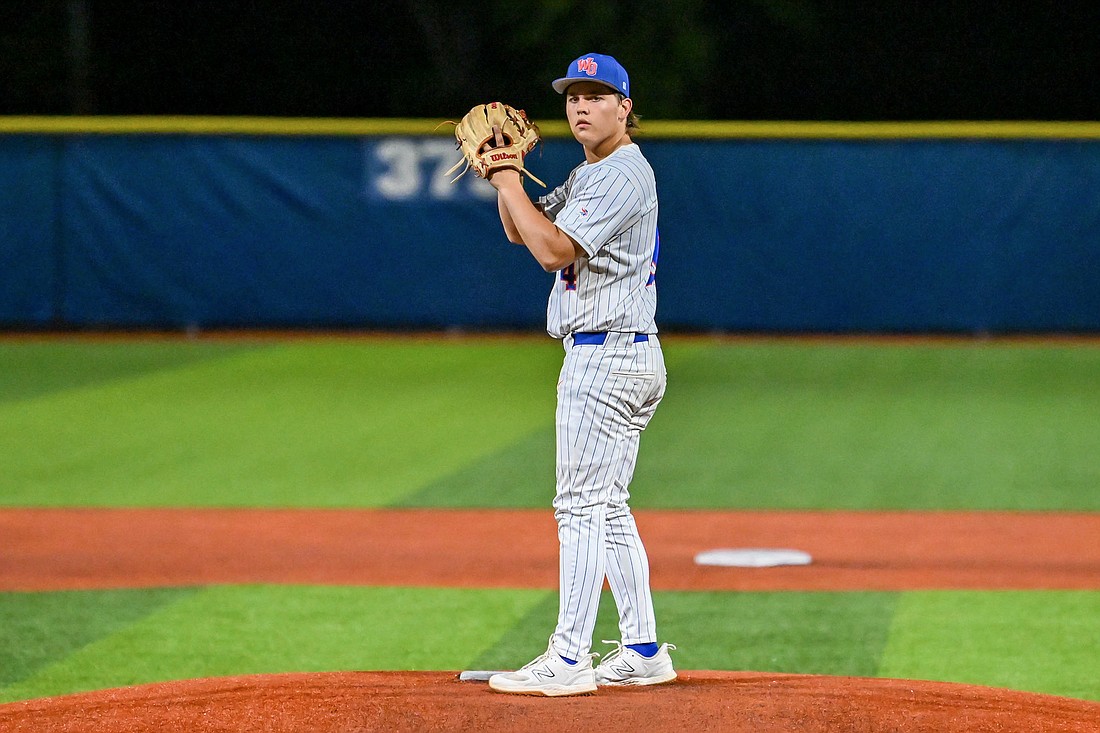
[646,140,1100,332]
[1,136,58,324]
[2,134,1097,332]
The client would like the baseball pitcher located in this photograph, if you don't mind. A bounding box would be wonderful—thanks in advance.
[449,53,676,697]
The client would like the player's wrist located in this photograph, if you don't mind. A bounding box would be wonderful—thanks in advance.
[487,168,523,189]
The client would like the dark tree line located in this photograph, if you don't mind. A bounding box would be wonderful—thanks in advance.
[3,1,1098,121]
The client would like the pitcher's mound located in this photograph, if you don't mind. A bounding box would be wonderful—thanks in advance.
[1,671,1097,733]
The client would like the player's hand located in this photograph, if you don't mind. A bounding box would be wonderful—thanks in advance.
[487,167,523,190]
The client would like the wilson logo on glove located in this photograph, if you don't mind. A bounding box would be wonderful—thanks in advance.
[440,102,546,187]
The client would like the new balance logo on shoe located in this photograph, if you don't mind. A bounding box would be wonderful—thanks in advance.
[609,660,636,677]
[532,666,557,682]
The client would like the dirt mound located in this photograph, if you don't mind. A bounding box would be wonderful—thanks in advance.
[2,671,1097,733]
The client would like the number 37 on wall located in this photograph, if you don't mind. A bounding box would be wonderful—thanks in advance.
[363,138,496,202]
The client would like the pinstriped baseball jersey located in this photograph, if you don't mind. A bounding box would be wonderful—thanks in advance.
[538,143,659,338]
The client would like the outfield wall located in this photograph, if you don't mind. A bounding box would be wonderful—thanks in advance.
[2,119,1099,332]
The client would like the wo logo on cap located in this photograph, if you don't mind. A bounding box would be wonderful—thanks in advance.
[577,57,598,76]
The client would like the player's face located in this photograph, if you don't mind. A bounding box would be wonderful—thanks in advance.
[565,82,630,153]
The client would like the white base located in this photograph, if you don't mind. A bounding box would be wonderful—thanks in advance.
[694,548,813,568]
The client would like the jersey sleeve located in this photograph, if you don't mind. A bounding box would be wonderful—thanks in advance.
[551,164,644,257]
[537,181,570,223]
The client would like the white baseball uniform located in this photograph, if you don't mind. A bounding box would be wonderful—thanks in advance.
[537,142,665,661]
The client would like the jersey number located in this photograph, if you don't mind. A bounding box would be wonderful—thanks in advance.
[561,229,658,291]
[560,264,578,291]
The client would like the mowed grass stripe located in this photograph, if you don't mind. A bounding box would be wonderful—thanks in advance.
[0,341,258,405]
[2,338,1099,510]
[407,340,1100,510]
[0,587,898,702]
[3,587,1098,703]
[635,341,1100,510]
[0,588,199,688]
[0,585,551,703]
[878,590,1100,701]
[471,590,899,678]
[0,341,558,507]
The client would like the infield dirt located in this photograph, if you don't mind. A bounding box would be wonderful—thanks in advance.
[3,508,1099,591]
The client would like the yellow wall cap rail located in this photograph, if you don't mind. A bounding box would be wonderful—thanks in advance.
[2,116,1100,139]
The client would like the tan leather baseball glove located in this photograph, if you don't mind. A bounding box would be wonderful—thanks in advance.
[445,102,545,187]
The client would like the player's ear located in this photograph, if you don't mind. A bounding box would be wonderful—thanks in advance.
[618,96,633,122]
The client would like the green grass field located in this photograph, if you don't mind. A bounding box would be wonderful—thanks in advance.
[2,336,1099,703]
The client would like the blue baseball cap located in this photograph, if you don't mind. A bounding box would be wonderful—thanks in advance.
[552,53,630,97]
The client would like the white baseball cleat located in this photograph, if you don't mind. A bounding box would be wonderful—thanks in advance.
[594,640,678,686]
[488,640,597,697]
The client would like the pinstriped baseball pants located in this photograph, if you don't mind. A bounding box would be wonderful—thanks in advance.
[551,333,667,661]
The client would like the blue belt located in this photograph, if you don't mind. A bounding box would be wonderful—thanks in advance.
[573,332,650,345]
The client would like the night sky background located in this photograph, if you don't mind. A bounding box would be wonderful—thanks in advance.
[3,1,1099,122]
